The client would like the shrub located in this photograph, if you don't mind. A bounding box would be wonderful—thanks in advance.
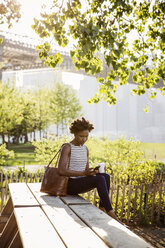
[32,135,69,164]
[87,136,162,185]
[0,144,15,166]
[33,136,164,185]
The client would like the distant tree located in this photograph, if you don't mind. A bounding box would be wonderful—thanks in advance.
[0,81,23,143]
[32,86,51,140]
[0,80,82,141]
[10,91,35,143]
[49,82,82,135]
[0,143,14,165]
[10,87,50,143]
[33,0,165,105]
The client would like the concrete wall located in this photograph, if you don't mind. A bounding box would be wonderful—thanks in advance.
[79,75,165,143]
[2,68,62,89]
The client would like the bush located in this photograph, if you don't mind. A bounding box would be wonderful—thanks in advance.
[15,166,28,177]
[33,136,164,185]
[32,135,69,164]
[87,136,163,185]
[0,144,15,166]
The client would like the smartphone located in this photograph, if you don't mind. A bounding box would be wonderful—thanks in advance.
[94,165,100,171]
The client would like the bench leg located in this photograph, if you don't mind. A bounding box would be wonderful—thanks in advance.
[0,211,18,248]
[1,197,13,215]
[8,230,23,248]
[0,198,13,233]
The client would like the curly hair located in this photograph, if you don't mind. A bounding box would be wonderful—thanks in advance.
[69,117,94,134]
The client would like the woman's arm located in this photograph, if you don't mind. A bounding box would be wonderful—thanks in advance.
[85,147,89,170]
[85,146,99,174]
[58,144,96,177]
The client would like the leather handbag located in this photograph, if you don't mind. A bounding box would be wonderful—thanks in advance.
[40,144,69,196]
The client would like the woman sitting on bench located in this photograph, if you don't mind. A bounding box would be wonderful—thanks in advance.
[58,117,123,224]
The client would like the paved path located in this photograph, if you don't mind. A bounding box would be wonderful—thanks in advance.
[2,164,46,173]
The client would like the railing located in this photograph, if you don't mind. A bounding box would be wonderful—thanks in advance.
[0,172,164,226]
[0,30,71,55]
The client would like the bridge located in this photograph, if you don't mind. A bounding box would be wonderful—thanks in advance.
[0,31,74,71]
[0,30,163,88]
[0,30,108,80]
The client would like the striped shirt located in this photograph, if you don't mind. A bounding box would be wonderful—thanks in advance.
[69,143,87,177]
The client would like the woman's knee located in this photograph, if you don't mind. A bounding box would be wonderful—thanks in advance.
[96,174,107,185]
[100,173,110,181]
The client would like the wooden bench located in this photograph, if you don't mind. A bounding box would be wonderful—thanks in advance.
[0,183,153,248]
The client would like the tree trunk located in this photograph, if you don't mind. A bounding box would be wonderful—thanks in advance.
[8,134,10,145]
[24,133,28,143]
[30,132,32,141]
[39,129,42,139]
[62,120,64,133]
[33,131,36,141]
[56,125,59,136]
[15,136,19,144]
[2,133,5,144]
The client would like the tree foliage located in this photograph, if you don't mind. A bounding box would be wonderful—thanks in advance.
[49,82,82,134]
[9,90,49,143]
[32,87,51,138]
[32,0,165,105]
[0,0,21,28]
[0,80,82,143]
[0,0,21,44]
[0,143,14,165]
[0,81,24,143]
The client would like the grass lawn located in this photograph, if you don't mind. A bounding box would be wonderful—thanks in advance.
[7,142,39,166]
[139,143,165,161]
[3,142,165,167]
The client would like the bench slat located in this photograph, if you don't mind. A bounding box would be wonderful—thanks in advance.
[70,204,153,248]
[61,195,91,205]
[28,183,91,206]
[14,207,65,248]
[28,183,108,247]
[9,183,39,207]
[27,183,60,206]
[42,204,108,248]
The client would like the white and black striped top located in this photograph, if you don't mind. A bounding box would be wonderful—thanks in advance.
[69,143,87,177]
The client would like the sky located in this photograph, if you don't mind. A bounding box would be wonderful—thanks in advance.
[1,0,47,37]
[1,0,83,89]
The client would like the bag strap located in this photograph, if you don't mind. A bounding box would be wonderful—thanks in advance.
[47,148,61,168]
[47,143,69,168]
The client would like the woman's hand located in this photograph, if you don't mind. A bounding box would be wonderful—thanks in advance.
[84,168,97,176]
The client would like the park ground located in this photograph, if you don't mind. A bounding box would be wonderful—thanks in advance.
[4,142,165,167]
[130,226,165,248]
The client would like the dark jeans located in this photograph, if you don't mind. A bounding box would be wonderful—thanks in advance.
[67,173,113,212]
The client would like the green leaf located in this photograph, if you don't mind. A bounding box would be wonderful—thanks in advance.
[70,50,76,59]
